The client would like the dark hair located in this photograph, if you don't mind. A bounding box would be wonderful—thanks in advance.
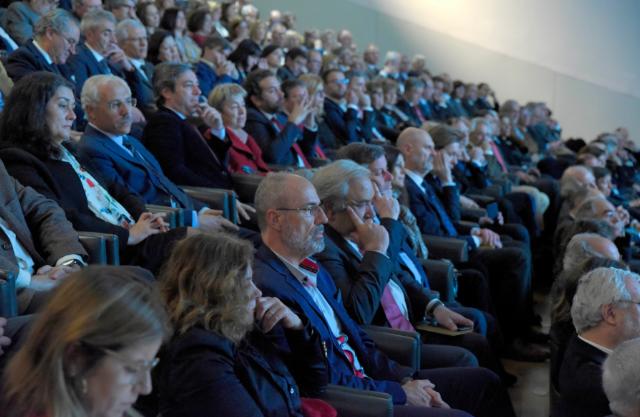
[285,46,307,61]
[452,80,465,98]
[243,68,273,100]
[187,7,210,32]
[227,39,261,71]
[0,72,74,159]
[281,78,305,98]
[202,34,230,51]
[592,166,611,180]
[321,68,341,83]
[135,1,156,27]
[220,1,236,24]
[335,143,385,165]
[159,7,182,33]
[147,29,173,64]
[404,76,425,91]
[383,144,401,172]
[153,62,192,105]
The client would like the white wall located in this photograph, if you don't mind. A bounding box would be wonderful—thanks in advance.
[254,0,640,142]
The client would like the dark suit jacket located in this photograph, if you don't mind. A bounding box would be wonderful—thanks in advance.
[78,125,204,211]
[323,98,373,145]
[193,59,235,99]
[130,61,156,116]
[67,44,123,95]
[142,106,233,189]
[396,99,423,127]
[252,244,412,404]
[5,40,68,82]
[244,107,316,166]
[557,335,611,417]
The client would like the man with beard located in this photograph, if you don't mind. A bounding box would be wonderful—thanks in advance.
[557,267,640,417]
[78,74,238,234]
[243,69,316,167]
[252,172,516,417]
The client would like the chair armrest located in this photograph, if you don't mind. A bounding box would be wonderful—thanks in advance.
[0,270,17,318]
[455,220,479,235]
[483,184,504,199]
[421,259,458,303]
[146,204,184,228]
[361,325,420,372]
[422,235,469,263]
[464,194,496,207]
[319,385,393,417]
[180,186,232,219]
[460,207,486,222]
[78,231,120,265]
[230,173,263,204]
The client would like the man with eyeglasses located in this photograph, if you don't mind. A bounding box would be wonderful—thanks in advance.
[557,267,640,417]
[252,172,516,417]
[6,9,79,83]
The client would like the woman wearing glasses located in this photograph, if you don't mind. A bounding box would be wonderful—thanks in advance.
[1,265,169,417]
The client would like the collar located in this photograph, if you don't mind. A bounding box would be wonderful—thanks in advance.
[129,57,146,70]
[86,44,106,62]
[32,40,53,65]
[327,96,346,111]
[164,105,187,120]
[578,335,613,355]
[260,109,277,121]
[88,123,121,140]
[405,169,426,190]
[273,250,319,287]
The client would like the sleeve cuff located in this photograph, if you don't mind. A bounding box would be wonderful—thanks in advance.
[55,254,86,267]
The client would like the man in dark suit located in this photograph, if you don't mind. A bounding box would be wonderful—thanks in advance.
[557,267,640,417]
[244,69,315,167]
[5,9,79,83]
[193,35,237,99]
[397,127,547,361]
[78,74,239,233]
[322,68,374,146]
[396,77,429,127]
[251,172,516,417]
[276,47,307,82]
[0,159,87,315]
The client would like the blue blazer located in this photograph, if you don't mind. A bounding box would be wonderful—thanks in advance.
[253,244,412,404]
[323,98,373,145]
[68,44,121,94]
[5,40,69,82]
[193,60,236,99]
[78,124,203,211]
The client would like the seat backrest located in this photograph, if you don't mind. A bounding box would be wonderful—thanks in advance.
[231,173,263,204]
[0,269,17,318]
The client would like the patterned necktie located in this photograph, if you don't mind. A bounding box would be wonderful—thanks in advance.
[380,284,415,331]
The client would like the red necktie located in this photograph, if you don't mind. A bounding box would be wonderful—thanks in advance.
[271,117,312,168]
[336,335,366,378]
[489,141,508,173]
[380,284,415,331]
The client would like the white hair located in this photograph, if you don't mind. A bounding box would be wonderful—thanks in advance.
[115,18,144,43]
[603,337,640,417]
[311,160,370,210]
[81,74,130,111]
[563,233,611,271]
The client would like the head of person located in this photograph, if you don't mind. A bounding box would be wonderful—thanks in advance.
[208,83,247,130]
[116,18,148,60]
[285,47,308,77]
[603,338,640,417]
[268,22,286,47]
[571,267,640,346]
[322,68,347,101]
[154,0,174,13]
[366,78,384,110]
[381,78,399,105]
[260,44,283,70]
[563,233,622,272]
[383,51,400,73]
[159,233,260,344]
[221,1,239,23]
[72,0,103,19]
[82,74,135,136]
[469,119,493,147]
[81,10,117,55]
[397,127,435,176]
[201,35,232,65]
[228,16,249,41]
[499,99,520,123]
[347,71,366,95]
[578,144,607,167]
[255,173,328,260]
[593,166,614,197]
[28,0,60,16]
[187,7,212,36]
[33,9,80,64]
[136,1,160,30]
[560,165,598,202]
[298,73,325,114]
[154,62,200,114]
[0,72,75,159]
[241,3,259,23]
[108,0,135,21]
[363,43,379,65]
[313,160,376,236]
[302,29,319,49]
[574,196,625,238]
[147,29,179,64]
[306,49,323,75]
[429,124,464,167]
[335,143,393,195]
[451,80,465,100]
[244,69,283,114]
[2,266,169,417]
[249,20,267,44]
[281,78,308,114]
[159,7,185,35]
[332,46,353,68]
[383,144,406,190]
[228,39,262,72]
[337,28,353,48]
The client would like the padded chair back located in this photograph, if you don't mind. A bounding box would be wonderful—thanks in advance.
[320,385,393,417]
[79,232,120,265]
[146,205,184,228]
[421,259,458,303]
[361,325,421,373]
[180,186,232,220]
[231,173,263,204]
[422,235,469,263]
[0,269,17,317]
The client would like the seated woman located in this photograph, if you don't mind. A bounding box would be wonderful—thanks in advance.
[148,29,181,65]
[208,83,270,175]
[1,265,169,417]
[156,233,332,417]
[228,39,262,82]
[0,72,189,273]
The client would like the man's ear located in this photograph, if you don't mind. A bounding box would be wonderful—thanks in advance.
[248,94,261,109]
[265,208,282,231]
[601,303,618,325]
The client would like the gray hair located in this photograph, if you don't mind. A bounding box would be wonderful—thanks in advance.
[153,62,192,106]
[81,74,130,111]
[34,9,78,38]
[560,165,593,201]
[312,160,370,210]
[80,9,116,35]
[563,233,611,271]
[254,172,291,231]
[603,337,640,417]
[335,143,385,166]
[115,18,145,43]
[574,196,607,220]
[571,267,639,333]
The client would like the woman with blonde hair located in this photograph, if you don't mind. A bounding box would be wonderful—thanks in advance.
[2,265,170,417]
[156,233,333,417]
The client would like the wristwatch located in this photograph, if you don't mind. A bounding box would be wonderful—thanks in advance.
[60,259,85,268]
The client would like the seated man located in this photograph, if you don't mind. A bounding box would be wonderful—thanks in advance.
[252,172,516,417]
[4,0,58,46]
[603,338,640,417]
[397,127,545,361]
[193,35,237,99]
[78,74,238,233]
[396,77,429,126]
[275,47,307,82]
[557,267,640,417]
[6,9,79,83]
[244,69,316,167]
[0,159,87,315]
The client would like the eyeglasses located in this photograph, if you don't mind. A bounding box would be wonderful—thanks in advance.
[102,348,160,385]
[345,199,374,212]
[107,97,137,112]
[275,204,324,218]
[125,36,148,43]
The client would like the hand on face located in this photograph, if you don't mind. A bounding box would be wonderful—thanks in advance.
[346,206,389,254]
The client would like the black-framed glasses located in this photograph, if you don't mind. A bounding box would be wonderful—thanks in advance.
[275,204,324,217]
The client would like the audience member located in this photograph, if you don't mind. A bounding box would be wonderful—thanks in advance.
[4,0,59,45]
[276,47,307,81]
[160,7,200,63]
[108,0,136,21]
[602,338,640,417]
[193,35,237,99]
[147,29,180,65]
[71,0,102,21]
[136,1,160,35]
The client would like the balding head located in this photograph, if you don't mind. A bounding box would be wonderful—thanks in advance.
[560,165,597,204]
[397,127,435,175]
[574,196,625,238]
[563,233,621,271]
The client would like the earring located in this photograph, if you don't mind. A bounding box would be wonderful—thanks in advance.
[81,378,88,394]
